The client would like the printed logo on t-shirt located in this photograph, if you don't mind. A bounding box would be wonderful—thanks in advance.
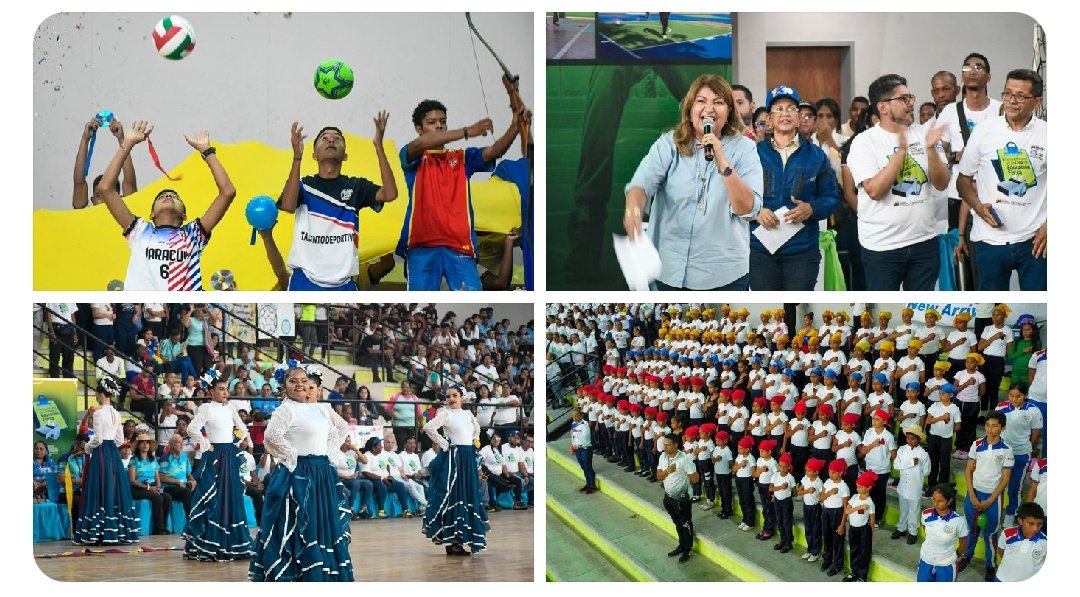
[992,142,1038,204]
[890,150,929,200]
[1032,546,1045,561]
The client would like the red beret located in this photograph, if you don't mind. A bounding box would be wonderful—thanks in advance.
[754,397,767,407]
[720,388,734,398]
[617,400,631,410]
[770,395,785,405]
[602,365,613,374]
[805,458,825,472]
[685,426,700,437]
[731,389,748,402]
[699,423,717,435]
[617,367,628,375]
[644,406,658,416]
[759,439,777,451]
[841,413,860,426]
[656,412,669,422]
[738,436,755,449]
[691,376,705,387]
[873,409,891,421]
[629,403,643,413]
[679,377,691,385]
[628,373,638,380]
[817,403,834,416]
[715,430,730,441]
[778,453,793,465]
[856,471,879,487]
[663,376,675,385]
[793,400,808,414]
[828,459,848,473]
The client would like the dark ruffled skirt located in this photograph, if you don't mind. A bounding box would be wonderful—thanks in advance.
[248,455,353,582]
[72,440,141,545]
[422,444,489,553]
[183,442,254,561]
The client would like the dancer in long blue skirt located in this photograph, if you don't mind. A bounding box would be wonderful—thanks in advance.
[422,385,490,556]
[249,363,354,581]
[73,378,141,545]
[182,371,255,561]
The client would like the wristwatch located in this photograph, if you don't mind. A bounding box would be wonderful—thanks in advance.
[201,146,217,158]
[720,165,733,177]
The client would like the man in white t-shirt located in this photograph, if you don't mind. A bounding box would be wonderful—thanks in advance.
[957,69,1046,291]
[847,73,949,290]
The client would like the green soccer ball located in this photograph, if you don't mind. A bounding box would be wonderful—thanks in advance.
[314,59,354,100]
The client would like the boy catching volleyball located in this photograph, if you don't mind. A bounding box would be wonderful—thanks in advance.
[97,120,235,291]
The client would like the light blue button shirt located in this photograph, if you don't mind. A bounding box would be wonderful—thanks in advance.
[627,130,763,289]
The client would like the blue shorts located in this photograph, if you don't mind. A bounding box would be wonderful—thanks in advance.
[406,246,481,291]
[917,559,958,582]
[287,268,358,291]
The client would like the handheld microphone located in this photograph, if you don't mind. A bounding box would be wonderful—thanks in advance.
[703,117,715,162]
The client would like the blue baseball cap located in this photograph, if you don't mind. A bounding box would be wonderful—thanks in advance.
[659,349,669,358]
[849,371,864,381]
[872,373,888,385]
[783,368,795,378]
[693,355,704,362]
[770,361,783,369]
[823,369,838,379]
[906,382,921,391]
[809,367,823,377]
[940,383,957,395]
[709,355,721,363]
[765,84,800,110]
[751,357,763,365]
[723,358,736,367]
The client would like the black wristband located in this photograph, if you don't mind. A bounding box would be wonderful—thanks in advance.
[201,146,217,158]
[463,127,469,141]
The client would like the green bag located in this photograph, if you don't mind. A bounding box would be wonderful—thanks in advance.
[820,229,847,291]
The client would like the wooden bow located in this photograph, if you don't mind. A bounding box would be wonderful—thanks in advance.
[465,13,531,159]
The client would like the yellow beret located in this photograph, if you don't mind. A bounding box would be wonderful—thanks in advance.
[901,307,914,316]
[994,304,1012,317]
[954,312,972,322]
[934,361,951,371]
[760,310,772,317]
[925,309,941,319]
[966,352,985,366]
[830,332,844,343]
[879,340,895,352]
[908,338,923,349]
[835,310,850,321]
[739,308,750,316]
[822,309,835,318]
[775,334,789,344]
[855,340,871,351]
[878,311,892,320]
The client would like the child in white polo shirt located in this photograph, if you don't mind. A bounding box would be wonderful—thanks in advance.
[917,483,969,582]
[821,459,850,576]
[712,430,734,518]
[995,502,1046,582]
[842,471,878,582]
[770,453,797,553]
[858,409,896,528]
[996,382,1043,518]
[925,382,961,490]
[797,458,826,563]
[958,409,1014,581]
[733,435,757,531]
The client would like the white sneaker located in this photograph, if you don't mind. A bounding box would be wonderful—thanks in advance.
[807,554,820,563]
[801,552,811,560]
[738,523,750,531]
[700,501,714,511]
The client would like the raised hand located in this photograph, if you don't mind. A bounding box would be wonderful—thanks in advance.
[468,118,494,139]
[373,110,389,147]
[124,120,153,146]
[83,119,100,141]
[184,130,211,153]
[290,121,307,158]
[109,119,124,141]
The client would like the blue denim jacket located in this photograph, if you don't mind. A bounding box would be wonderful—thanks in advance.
[751,135,840,255]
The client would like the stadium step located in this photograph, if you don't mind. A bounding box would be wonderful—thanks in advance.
[548,464,739,581]
[546,510,634,582]
[548,437,987,582]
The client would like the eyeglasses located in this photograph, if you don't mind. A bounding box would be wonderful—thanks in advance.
[961,64,987,72]
[755,121,768,128]
[770,105,799,113]
[883,94,916,106]
[1002,91,1037,103]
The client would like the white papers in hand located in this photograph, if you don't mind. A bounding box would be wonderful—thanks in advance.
[751,206,802,254]
[613,233,662,291]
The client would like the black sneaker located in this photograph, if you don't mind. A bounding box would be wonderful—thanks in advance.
[773,542,784,550]
[667,547,682,557]
[779,545,792,553]
[890,530,906,540]
[842,574,857,582]
[906,534,917,545]
[827,568,842,577]
[985,567,997,582]
[679,552,691,563]
[821,561,831,572]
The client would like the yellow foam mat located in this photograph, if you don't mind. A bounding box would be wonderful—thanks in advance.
[34,134,521,290]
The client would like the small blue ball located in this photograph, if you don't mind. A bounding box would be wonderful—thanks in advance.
[245,195,279,231]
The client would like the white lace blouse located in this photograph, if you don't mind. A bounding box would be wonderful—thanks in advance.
[86,404,124,451]
[263,400,350,471]
[422,407,481,451]
[186,401,250,453]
